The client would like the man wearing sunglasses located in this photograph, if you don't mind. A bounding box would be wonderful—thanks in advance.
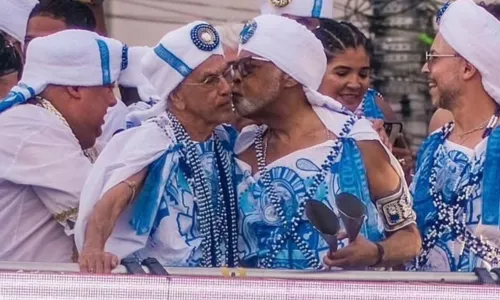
[75,22,240,274]
[232,14,420,270]
[428,2,500,134]
[410,0,500,272]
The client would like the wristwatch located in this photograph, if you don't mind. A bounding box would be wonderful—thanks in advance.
[77,0,104,5]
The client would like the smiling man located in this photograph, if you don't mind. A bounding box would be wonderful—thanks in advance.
[0,29,123,263]
[410,0,500,272]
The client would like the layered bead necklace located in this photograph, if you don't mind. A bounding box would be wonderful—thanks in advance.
[254,116,357,269]
[157,111,239,268]
[414,115,500,270]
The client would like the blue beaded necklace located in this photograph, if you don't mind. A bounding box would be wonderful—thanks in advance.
[254,116,357,269]
[162,111,239,267]
[413,117,500,270]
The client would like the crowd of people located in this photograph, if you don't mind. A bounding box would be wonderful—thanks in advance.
[0,0,499,275]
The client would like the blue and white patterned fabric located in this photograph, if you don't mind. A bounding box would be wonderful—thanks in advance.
[235,111,391,270]
[410,126,500,271]
[129,122,238,267]
[75,116,239,267]
[354,88,385,120]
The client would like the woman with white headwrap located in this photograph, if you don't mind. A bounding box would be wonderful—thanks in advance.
[76,21,239,273]
[410,0,500,272]
[0,29,125,263]
[232,14,420,270]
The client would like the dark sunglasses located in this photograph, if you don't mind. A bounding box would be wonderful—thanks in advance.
[0,34,22,77]
[230,56,271,78]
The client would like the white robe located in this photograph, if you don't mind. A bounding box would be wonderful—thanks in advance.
[74,117,171,259]
[0,104,91,262]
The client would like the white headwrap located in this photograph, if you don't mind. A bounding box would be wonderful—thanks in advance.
[260,0,333,19]
[438,0,500,104]
[0,0,39,44]
[118,46,161,128]
[239,14,349,125]
[133,21,224,122]
[0,29,127,113]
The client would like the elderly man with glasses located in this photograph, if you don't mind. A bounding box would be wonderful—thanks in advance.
[75,22,239,273]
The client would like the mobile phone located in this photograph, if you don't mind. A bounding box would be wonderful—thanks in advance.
[383,122,403,146]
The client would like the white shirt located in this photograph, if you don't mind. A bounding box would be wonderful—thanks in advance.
[0,104,91,262]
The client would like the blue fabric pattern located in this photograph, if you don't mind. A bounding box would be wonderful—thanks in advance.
[237,137,385,269]
[411,126,500,271]
[482,127,500,227]
[361,89,385,120]
[128,126,238,267]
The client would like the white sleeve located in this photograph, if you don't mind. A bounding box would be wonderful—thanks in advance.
[0,112,91,234]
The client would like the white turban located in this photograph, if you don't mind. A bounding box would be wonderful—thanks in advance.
[239,14,348,118]
[118,46,160,102]
[132,21,224,122]
[0,0,38,44]
[438,0,500,104]
[260,0,333,19]
[0,29,127,113]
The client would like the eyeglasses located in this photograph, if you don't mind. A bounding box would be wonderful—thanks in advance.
[425,51,460,68]
[0,33,21,77]
[230,56,271,78]
[184,67,234,87]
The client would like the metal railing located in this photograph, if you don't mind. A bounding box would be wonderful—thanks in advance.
[0,261,499,300]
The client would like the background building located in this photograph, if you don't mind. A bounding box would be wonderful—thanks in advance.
[104,0,497,148]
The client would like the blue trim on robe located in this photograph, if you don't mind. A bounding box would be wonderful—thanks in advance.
[130,146,181,235]
[363,89,385,120]
[481,127,500,227]
[336,138,383,242]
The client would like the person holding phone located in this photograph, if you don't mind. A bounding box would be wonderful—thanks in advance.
[313,19,415,182]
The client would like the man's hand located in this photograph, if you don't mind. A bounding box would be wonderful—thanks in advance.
[79,247,119,274]
[323,232,379,269]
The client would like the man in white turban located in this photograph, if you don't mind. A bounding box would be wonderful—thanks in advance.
[0,29,124,263]
[232,14,420,270]
[0,0,38,48]
[25,0,129,155]
[75,21,239,273]
[0,0,38,96]
[410,0,500,272]
[259,0,333,30]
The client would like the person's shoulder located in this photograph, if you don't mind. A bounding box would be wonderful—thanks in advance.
[0,104,73,141]
[428,109,453,133]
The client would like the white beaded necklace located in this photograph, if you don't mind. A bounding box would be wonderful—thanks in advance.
[414,119,500,270]
[254,116,357,269]
[155,111,239,267]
